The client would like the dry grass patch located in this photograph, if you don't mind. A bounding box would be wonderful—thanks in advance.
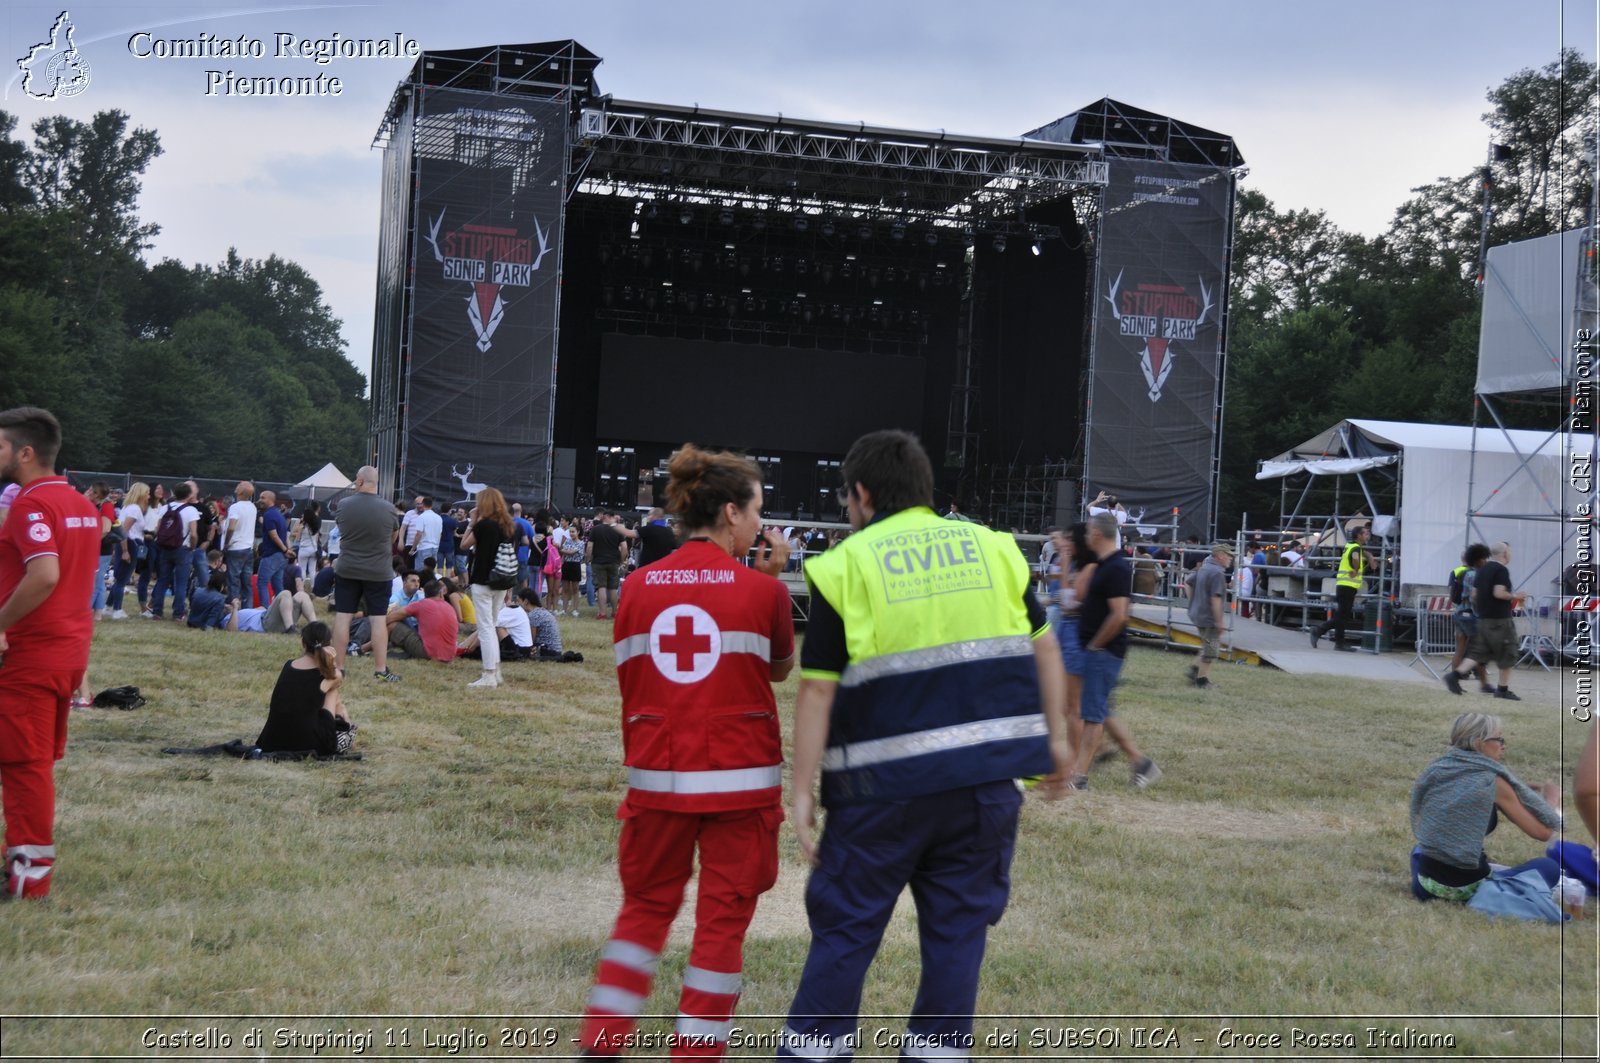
[0,617,1593,1058]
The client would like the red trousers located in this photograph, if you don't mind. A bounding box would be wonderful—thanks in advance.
[582,804,782,1059]
[0,667,78,899]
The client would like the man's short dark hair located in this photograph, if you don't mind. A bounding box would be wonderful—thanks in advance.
[1464,542,1491,567]
[0,407,63,469]
[841,430,934,515]
[422,580,442,598]
[422,495,434,508]
[172,481,194,501]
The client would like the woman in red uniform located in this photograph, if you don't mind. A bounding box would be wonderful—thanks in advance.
[581,444,793,1060]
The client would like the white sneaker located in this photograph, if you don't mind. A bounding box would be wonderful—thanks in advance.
[468,672,500,689]
[111,609,127,620]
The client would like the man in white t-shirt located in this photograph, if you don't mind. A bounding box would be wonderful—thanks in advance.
[409,496,443,569]
[223,481,257,605]
[495,601,533,658]
[454,598,534,662]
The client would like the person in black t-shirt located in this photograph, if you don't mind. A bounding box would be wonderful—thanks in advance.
[636,507,678,568]
[1444,542,1523,700]
[1064,511,1161,790]
[585,511,634,619]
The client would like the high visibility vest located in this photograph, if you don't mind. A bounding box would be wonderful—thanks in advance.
[612,541,794,813]
[802,506,1052,807]
[1336,542,1366,590]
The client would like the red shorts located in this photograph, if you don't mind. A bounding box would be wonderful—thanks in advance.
[0,668,80,764]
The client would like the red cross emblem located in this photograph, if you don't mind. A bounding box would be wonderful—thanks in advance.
[649,604,722,683]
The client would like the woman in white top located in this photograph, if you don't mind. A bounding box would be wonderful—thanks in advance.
[108,482,149,619]
[136,482,168,611]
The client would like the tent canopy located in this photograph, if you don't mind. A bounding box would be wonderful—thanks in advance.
[1257,419,1569,597]
[293,463,352,490]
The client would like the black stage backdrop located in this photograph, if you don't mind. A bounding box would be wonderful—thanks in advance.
[597,334,925,455]
[405,88,566,505]
[1085,159,1229,538]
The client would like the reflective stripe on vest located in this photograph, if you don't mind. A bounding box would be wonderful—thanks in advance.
[627,764,781,796]
[614,630,771,667]
[839,635,1033,688]
[1336,543,1364,589]
[822,713,1047,771]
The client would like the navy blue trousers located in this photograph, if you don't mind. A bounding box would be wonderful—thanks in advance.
[779,781,1021,1062]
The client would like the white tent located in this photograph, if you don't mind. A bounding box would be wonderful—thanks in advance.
[292,463,353,497]
[1259,419,1570,597]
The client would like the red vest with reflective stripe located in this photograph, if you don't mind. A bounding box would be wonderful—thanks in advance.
[612,541,793,813]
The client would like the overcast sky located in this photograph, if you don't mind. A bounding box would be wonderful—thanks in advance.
[3,0,1596,380]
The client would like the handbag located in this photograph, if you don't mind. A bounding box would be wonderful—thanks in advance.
[487,539,518,590]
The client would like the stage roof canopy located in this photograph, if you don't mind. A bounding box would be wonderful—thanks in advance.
[376,40,1242,225]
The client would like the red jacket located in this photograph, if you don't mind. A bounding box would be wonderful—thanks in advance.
[612,541,794,813]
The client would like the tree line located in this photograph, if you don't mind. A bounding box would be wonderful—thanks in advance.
[0,109,367,482]
[0,52,1593,513]
[1220,49,1598,530]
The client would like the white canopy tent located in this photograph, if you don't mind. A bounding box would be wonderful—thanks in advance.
[292,463,353,499]
[1259,419,1569,597]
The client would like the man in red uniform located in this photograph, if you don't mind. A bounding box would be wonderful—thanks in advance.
[0,407,98,898]
[581,445,794,1060]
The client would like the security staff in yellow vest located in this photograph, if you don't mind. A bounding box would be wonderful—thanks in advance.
[1310,523,1370,652]
[778,429,1070,1063]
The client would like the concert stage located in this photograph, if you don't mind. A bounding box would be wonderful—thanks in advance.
[370,41,1243,535]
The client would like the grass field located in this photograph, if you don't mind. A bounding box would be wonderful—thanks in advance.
[0,613,1596,1059]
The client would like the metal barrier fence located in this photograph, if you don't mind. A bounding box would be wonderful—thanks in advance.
[1410,592,1581,677]
[1408,594,1457,679]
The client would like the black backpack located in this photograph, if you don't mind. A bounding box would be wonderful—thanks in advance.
[154,503,185,549]
[91,686,146,710]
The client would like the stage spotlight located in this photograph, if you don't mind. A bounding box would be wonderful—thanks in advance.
[794,215,809,232]
[925,230,938,246]
[890,222,905,241]
[679,206,693,225]
[646,203,659,221]
[821,219,836,237]
[719,208,734,225]
[1031,239,1042,256]
[857,223,872,241]
[993,235,1007,253]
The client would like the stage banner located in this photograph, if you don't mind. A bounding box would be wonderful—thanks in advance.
[1085,158,1230,539]
[404,87,566,508]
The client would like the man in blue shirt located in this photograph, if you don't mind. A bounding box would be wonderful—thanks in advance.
[257,490,291,602]
[511,503,535,590]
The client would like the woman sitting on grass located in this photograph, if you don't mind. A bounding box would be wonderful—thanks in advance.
[1409,711,1563,902]
[255,622,355,756]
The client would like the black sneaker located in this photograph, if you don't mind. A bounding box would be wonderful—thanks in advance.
[1132,758,1163,789]
[1494,688,1521,701]
[1308,630,1320,649]
[1066,774,1089,792]
[1185,663,1199,681]
[1443,671,1463,695]
[1193,676,1214,690]
[1479,685,1496,695]
[1334,643,1356,653]
[373,669,402,683]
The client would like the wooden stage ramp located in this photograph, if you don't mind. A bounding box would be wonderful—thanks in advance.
[1127,602,1430,684]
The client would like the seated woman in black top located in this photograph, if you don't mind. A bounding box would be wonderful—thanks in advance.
[256,622,355,755]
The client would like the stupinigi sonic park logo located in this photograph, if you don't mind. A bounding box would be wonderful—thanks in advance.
[426,209,553,353]
[16,9,422,99]
[1104,270,1214,403]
